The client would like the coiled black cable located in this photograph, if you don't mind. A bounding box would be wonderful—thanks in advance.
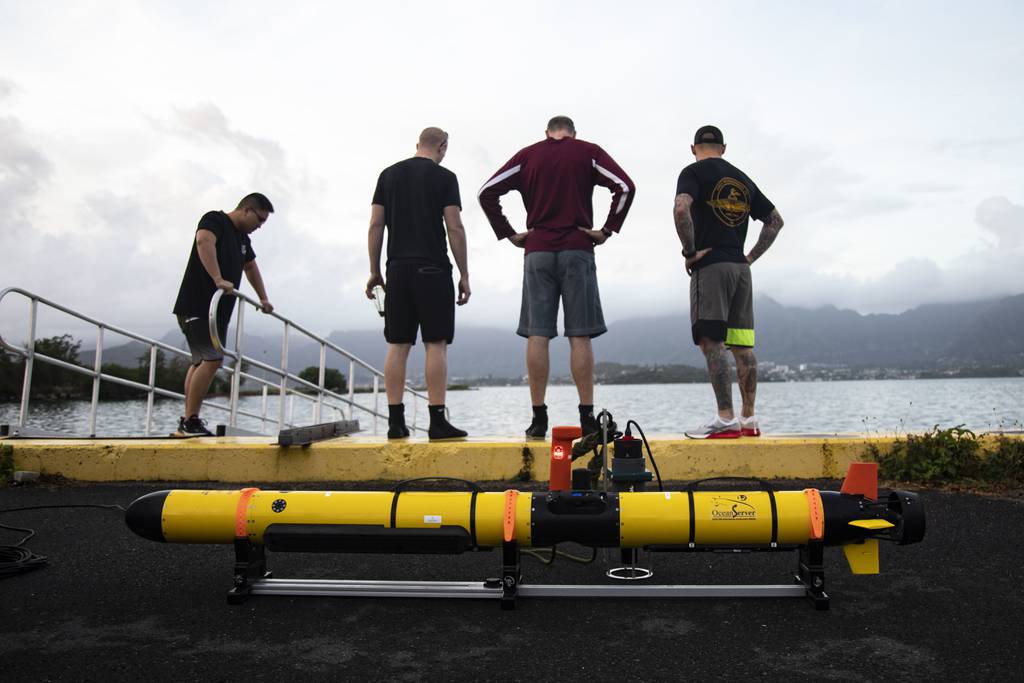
[625,420,663,491]
[0,504,125,578]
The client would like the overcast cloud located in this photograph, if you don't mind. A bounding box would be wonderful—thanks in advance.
[1,0,1022,344]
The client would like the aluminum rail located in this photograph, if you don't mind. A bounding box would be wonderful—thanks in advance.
[208,289,427,433]
[0,286,280,435]
[0,286,425,436]
[247,578,808,600]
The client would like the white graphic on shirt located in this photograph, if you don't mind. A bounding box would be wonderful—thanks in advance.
[593,160,630,214]
[477,164,522,197]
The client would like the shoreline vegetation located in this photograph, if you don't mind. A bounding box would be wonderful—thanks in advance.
[464,361,1023,387]
[869,426,1024,490]
[1,335,1021,402]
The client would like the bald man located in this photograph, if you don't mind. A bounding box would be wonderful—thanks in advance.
[366,127,471,440]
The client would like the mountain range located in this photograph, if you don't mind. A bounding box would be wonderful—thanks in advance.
[84,293,1024,381]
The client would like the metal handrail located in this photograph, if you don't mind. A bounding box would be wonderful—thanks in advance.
[0,286,427,436]
[207,288,428,433]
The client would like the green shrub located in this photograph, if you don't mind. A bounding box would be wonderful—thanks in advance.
[871,426,1024,487]
[982,436,1024,485]
[875,425,982,484]
[297,366,347,394]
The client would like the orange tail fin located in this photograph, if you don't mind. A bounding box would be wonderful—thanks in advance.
[840,462,878,500]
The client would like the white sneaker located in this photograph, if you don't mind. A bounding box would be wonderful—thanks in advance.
[740,416,761,437]
[685,416,741,440]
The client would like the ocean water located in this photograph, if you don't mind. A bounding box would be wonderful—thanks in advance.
[1,377,1021,438]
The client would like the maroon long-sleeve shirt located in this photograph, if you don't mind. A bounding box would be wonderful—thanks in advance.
[477,136,635,254]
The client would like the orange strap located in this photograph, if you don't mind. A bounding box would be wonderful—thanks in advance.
[234,487,260,538]
[502,489,519,543]
[804,488,824,540]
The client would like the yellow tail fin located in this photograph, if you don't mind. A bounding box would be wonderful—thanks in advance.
[843,538,880,574]
[848,519,894,530]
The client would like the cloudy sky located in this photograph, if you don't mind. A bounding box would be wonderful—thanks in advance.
[1,0,1022,343]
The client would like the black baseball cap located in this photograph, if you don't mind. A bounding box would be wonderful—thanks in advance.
[694,125,724,145]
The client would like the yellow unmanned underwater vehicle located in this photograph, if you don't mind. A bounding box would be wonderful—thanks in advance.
[125,415,925,610]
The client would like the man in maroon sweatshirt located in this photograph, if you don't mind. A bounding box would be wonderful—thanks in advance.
[478,116,635,438]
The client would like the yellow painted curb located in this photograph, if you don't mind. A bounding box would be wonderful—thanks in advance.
[0,433,974,483]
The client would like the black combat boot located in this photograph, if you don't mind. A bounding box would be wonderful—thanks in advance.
[525,404,548,440]
[387,404,410,439]
[580,404,599,436]
[428,405,467,441]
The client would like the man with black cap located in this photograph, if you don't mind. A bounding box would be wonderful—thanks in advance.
[674,125,784,438]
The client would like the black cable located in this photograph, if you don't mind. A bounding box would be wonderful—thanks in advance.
[0,504,125,579]
[0,545,47,577]
[522,544,597,565]
[571,411,621,489]
[522,546,558,565]
[626,420,663,491]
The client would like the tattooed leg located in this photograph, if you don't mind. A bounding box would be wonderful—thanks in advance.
[732,347,757,418]
[699,338,734,419]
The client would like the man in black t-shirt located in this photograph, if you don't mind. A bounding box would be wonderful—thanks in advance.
[172,193,275,436]
[366,127,471,440]
[673,126,784,439]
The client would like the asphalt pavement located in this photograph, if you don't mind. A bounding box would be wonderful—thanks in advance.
[1,479,1022,682]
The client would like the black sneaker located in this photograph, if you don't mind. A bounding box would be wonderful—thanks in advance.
[428,419,467,441]
[178,415,213,437]
[387,423,410,439]
[581,412,600,437]
[525,416,548,440]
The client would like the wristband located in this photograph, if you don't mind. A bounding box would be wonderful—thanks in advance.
[601,226,613,237]
[682,249,696,259]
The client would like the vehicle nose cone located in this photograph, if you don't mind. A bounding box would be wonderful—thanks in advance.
[125,490,170,542]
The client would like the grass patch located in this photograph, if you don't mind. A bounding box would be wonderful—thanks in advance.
[867,425,1024,488]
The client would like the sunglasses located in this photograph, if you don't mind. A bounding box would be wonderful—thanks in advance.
[248,208,268,226]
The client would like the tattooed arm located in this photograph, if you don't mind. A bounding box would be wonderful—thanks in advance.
[746,209,784,265]
[674,193,711,275]
[674,193,696,254]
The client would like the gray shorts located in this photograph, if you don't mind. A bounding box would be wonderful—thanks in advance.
[518,250,606,339]
[177,314,228,366]
[689,261,755,347]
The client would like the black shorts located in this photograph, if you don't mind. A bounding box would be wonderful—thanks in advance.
[384,263,455,345]
[177,314,228,366]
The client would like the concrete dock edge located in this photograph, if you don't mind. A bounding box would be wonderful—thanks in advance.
[0,434,976,483]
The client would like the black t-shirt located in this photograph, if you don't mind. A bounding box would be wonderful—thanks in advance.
[675,158,774,270]
[372,157,461,269]
[172,211,255,325]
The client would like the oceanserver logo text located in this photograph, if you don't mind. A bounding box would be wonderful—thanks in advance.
[710,495,757,520]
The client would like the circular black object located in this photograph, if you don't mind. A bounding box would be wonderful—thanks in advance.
[888,491,926,545]
[271,499,287,513]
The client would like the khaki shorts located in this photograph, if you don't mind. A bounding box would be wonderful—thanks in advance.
[689,261,754,347]
[518,250,606,338]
